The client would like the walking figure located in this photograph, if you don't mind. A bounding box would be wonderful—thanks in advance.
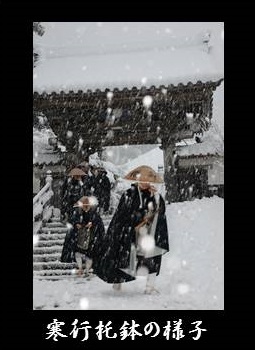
[60,196,105,277]
[94,165,169,294]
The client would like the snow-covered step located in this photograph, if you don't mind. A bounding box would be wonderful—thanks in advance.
[33,266,78,279]
[33,261,76,270]
[33,211,113,278]
[33,275,74,281]
[36,239,64,248]
[38,233,67,240]
[33,245,63,255]
[33,253,60,263]
[39,225,108,237]
[45,222,66,228]
[34,269,76,277]
[33,273,95,281]
[40,227,70,233]
[33,274,78,281]
[34,275,72,281]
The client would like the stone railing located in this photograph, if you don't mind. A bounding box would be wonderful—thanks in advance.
[33,170,54,235]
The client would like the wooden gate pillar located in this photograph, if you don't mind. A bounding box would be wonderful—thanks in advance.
[162,141,178,203]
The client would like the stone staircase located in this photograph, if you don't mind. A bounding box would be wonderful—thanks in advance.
[33,209,112,280]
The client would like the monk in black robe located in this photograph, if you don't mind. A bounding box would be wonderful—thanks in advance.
[94,165,169,294]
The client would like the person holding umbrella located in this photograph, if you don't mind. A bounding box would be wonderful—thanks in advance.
[94,165,169,294]
[91,166,111,215]
[76,161,93,196]
[60,167,86,222]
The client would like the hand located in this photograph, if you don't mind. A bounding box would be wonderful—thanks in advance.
[149,185,157,195]
[85,221,93,228]
[76,224,82,229]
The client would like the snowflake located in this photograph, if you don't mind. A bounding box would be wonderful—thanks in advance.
[79,297,89,310]
[143,95,153,109]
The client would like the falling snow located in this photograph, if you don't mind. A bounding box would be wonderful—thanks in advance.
[107,91,113,101]
[66,130,73,138]
[165,28,172,34]
[142,95,153,109]
[66,223,73,230]
[79,297,89,310]
[33,22,223,311]
[177,283,190,295]
[141,77,148,85]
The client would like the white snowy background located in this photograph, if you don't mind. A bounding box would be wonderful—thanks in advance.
[33,22,224,310]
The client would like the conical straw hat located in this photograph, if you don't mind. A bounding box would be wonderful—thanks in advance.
[68,168,86,176]
[73,196,90,207]
[124,165,163,184]
[73,196,98,208]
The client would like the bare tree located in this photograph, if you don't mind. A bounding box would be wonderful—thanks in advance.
[33,22,45,67]
[33,22,45,36]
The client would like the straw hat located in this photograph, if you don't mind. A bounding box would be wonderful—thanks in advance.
[73,196,98,208]
[74,196,90,207]
[68,168,86,176]
[124,165,163,184]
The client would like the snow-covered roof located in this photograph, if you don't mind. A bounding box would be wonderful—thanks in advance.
[176,123,224,157]
[119,147,164,174]
[33,128,64,165]
[33,44,222,93]
[34,22,224,94]
[89,152,125,182]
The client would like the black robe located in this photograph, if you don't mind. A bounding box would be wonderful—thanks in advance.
[60,207,105,265]
[61,178,84,220]
[94,184,169,284]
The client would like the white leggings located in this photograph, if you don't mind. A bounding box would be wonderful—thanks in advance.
[75,252,92,271]
[146,272,157,288]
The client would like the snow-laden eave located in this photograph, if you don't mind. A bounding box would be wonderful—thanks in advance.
[33,44,223,94]
[33,145,64,166]
[33,127,65,166]
[178,152,223,159]
[33,159,65,167]
[176,123,224,158]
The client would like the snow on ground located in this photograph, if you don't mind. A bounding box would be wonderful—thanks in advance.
[33,196,223,310]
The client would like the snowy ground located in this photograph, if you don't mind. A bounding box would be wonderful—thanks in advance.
[33,196,223,310]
